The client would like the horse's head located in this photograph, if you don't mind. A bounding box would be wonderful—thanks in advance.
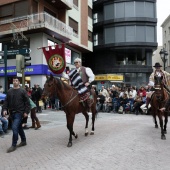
[154,75,164,101]
[42,74,55,98]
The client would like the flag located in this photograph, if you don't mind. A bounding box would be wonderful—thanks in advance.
[42,44,66,74]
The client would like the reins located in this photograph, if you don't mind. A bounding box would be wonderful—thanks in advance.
[59,89,78,109]
[52,79,79,109]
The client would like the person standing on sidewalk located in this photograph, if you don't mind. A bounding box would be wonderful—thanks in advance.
[29,98,41,130]
[2,77,30,153]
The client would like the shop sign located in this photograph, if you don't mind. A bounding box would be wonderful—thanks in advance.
[95,74,123,81]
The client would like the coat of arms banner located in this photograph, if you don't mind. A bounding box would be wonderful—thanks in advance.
[42,44,66,74]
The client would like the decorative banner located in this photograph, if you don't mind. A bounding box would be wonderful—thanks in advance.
[42,44,66,74]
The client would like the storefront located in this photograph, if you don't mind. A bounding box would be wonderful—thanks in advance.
[94,74,124,90]
[0,64,62,89]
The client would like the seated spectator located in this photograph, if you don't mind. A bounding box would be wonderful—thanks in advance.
[128,95,134,112]
[96,92,105,112]
[0,115,8,137]
[103,96,113,112]
[119,93,129,113]
[112,94,120,112]
[132,94,143,115]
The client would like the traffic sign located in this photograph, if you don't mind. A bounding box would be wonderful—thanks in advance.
[0,60,4,64]
[0,48,31,56]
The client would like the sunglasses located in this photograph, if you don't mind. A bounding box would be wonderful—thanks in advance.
[74,62,78,64]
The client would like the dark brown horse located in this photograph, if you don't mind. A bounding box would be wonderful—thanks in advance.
[42,74,97,147]
[150,75,169,139]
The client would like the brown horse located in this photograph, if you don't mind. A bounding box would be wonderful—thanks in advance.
[150,75,169,140]
[42,74,97,147]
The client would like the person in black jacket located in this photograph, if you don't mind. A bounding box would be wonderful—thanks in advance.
[96,92,105,112]
[34,84,43,112]
[2,77,30,153]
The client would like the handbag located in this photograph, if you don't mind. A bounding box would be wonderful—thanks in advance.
[38,100,44,107]
[118,106,123,113]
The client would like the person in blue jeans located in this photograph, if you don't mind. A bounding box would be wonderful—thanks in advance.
[2,77,30,153]
[0,115,8,137]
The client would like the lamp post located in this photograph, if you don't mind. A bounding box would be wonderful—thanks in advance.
[159,48,168,71]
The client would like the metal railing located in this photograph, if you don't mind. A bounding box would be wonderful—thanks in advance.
[0,12,73,40]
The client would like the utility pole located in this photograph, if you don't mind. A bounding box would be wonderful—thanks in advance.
[4,45,7,94]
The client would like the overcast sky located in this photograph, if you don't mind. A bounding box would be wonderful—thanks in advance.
[157,0,170,46]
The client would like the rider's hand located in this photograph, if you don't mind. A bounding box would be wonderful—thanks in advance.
[159,107,166,112]
[3,110,7,117]
[85,82,90,87]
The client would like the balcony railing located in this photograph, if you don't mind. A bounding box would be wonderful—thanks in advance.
[0,12,73,40]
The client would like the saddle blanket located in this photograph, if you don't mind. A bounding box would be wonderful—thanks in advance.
[68,69,88,95]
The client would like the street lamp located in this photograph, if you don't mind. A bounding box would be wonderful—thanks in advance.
[159,48,168,71]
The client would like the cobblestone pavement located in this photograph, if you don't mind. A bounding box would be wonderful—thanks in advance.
[1,110,170,170]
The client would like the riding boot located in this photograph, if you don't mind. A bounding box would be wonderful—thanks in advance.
[35,120,41,130]
[29,122,36,128]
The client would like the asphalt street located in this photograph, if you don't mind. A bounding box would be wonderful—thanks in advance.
[1,109,170,170]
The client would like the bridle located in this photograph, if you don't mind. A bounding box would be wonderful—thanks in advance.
[45,78,78,109]
[153,76,168,103]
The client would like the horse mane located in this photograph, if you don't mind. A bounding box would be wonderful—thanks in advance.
[55,78,72,90]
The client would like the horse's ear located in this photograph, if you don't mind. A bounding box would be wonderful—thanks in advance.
[50,73,54,79]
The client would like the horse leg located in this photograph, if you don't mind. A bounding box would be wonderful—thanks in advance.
[72,131,78,139]
[66,114,75,147]
[153,114,158,128]
[83,111,89,136]
[164,114,168,134]
[90,107,96,135]
[158,115,166,140]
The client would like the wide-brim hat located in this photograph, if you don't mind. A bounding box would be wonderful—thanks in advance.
[153,62,162,67]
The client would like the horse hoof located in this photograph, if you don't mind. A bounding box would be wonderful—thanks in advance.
[155,125,158,128]
[90,132,94,135]
[85,132,88,136]
[75,134,78,139]
[67,142,72,147]
[161,135,166,140]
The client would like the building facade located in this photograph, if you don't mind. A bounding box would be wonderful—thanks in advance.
[0,0,93,89]
[161,15,170,72]
[85,0,157,88]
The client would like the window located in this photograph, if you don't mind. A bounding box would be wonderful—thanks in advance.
[93,13,98,23]
[94,34,98,46]
[0,4,13,18]
[44,7,56,17]
[69,17,78,34]
[104,4,114,20]
[126,26,135,42]
[14,1,29,17]
[33,0,38,14]
[105,27,114,44]
[115,26,125,42]
[73,0,78,7]
[125,2,134,17]
[88,30,92,42]
[88,6,92,18]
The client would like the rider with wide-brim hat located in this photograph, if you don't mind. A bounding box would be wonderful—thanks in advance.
[145,63,170,110]
[149,62,170,90]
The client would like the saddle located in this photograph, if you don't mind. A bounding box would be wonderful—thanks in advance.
[79,91,94,108]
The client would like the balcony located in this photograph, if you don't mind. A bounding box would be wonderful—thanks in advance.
[45,0,73,10]
[0,12,73,42]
